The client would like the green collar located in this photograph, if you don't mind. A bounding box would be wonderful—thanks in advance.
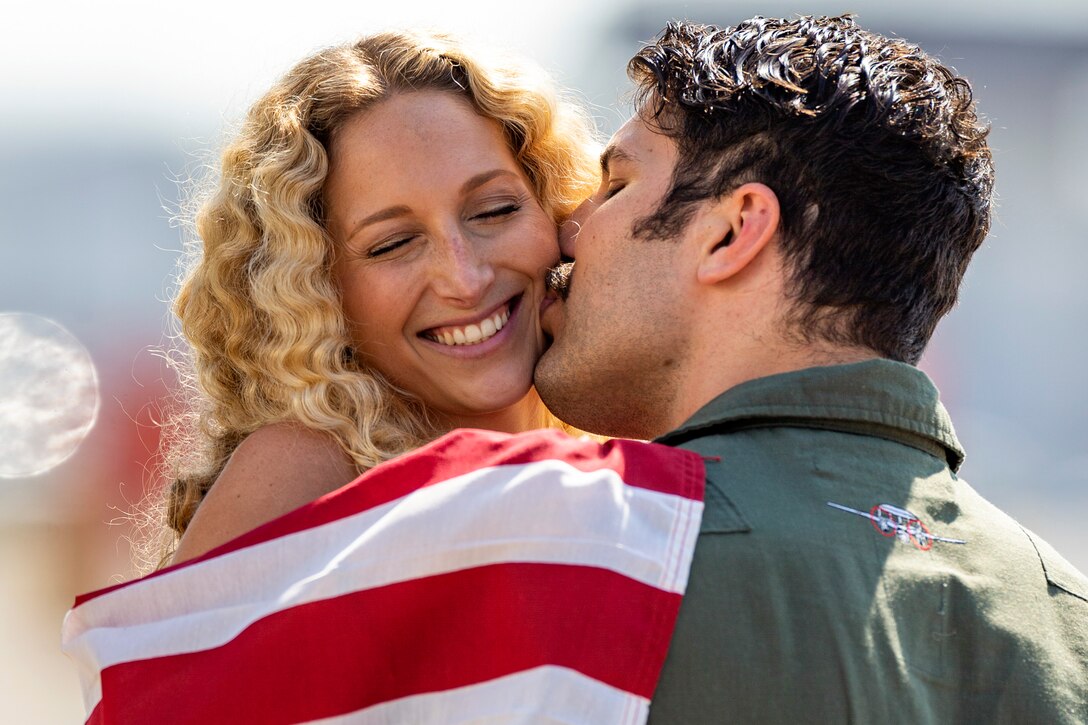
[655,359,965,471]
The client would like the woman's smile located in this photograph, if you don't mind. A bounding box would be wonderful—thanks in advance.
[420,293,520,350]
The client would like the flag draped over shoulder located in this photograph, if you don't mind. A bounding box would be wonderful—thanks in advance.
[62,428,705,725]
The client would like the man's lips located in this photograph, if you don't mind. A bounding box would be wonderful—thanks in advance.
[540,290,557,316]
[540,290,564,339]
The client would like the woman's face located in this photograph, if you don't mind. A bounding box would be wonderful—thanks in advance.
[324,91,557,425]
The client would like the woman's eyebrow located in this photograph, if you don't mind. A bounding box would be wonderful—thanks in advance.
[347,205,412,240]
[346,169,519,239]
[460,169,519,195]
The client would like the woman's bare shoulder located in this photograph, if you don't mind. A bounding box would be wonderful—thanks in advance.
[170,423,360,565]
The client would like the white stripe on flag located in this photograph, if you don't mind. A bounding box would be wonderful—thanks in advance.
[303,666,649,725]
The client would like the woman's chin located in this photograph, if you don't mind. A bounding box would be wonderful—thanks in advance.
[433,383,544,433]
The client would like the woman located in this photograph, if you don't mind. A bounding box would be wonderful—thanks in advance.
[156,30,599,566]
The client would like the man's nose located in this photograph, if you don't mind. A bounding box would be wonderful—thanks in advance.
[432,232,495,306]
[559,197,596,259]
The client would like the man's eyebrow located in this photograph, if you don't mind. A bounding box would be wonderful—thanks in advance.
[600,144,637,176]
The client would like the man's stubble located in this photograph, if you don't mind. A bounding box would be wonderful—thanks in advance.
[535,256,691,440]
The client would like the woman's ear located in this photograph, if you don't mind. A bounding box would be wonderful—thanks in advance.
[694,183,780,285]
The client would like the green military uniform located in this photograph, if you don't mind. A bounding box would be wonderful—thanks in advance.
[648,360,1088,724]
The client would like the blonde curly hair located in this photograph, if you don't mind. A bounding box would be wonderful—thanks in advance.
[151,30,600,567]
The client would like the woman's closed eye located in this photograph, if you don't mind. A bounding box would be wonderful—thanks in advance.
[472,203,522,221]
[367,235,416,258]
[604,182,625,200]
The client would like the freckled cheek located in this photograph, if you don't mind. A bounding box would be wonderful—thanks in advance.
[340,276,418,346]
[508,220,561,272]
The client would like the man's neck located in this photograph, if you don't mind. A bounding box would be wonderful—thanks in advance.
[670,338,880,435]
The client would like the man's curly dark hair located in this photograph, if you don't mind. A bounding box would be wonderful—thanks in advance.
[628,15,995,364]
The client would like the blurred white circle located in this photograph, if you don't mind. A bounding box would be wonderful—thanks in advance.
[0,313,99,478]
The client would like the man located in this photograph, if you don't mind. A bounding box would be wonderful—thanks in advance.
[535,14,1087,723]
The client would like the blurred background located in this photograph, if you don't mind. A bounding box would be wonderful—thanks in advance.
[2,0,1086,720]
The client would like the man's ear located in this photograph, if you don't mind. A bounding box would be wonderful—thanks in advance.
[694,183,780,285]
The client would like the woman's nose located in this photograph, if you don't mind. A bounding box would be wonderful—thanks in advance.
[431,232,495,306]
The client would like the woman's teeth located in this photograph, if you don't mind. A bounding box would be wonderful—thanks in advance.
[426,306,511,346]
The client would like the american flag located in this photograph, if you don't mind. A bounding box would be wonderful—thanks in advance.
[63,428,705,724]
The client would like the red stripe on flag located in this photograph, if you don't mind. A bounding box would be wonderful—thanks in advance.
[88,563,681,725]
[76,429,703,607]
